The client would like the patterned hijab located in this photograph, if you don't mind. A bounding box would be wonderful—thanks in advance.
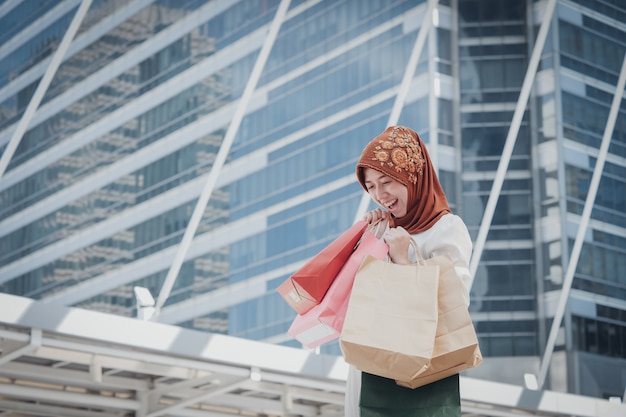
[356,126,451,234]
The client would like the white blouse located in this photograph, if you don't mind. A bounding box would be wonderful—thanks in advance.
[343,213,473,417]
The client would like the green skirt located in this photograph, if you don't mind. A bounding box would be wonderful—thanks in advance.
[360,373,461,417]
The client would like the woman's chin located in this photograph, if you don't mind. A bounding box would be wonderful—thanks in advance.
[388,209,404,218]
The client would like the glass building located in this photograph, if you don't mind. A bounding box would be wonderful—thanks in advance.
[1,0,625,402]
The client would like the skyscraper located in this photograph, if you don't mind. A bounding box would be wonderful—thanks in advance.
[1,0,624,401]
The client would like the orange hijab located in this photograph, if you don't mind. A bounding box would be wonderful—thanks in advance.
[356,126,451,234]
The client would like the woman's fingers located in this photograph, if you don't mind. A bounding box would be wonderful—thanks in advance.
[383,227,412,264]
[385,226,408,238]
[362,209,388,224]
[372,218,389,238]
[362,210,390,238]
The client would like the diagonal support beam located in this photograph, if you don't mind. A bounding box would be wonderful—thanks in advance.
[468,0,557,286]
[537,51,626,389]
[354,0,439,223]
[0,0,21,21]
[145,376,247,417]
[0,0,92,179]
[152,0,292,316]
[0,328,41,366]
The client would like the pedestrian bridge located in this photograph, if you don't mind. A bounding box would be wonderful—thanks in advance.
[0,293,623,417]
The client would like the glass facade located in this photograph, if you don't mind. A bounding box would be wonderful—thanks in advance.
[0,0,624,399]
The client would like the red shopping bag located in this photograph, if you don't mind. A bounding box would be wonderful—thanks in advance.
[277,221,368,314]
[288,231,388,348]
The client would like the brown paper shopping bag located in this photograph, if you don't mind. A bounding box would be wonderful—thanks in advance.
[339,255,439,383]
[396,254,482,389]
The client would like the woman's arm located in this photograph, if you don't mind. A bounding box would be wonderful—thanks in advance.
[421,215,473,305]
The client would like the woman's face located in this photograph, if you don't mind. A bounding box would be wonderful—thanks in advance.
[363,167,409,218]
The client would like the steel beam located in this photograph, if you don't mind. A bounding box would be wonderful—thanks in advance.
[0,0,92,179]
[0,383,139,410]
[153,0,292,315]
[354,0,439,223]
[0,0,236,178]
[468,0,558,286]
[145,377,247,417]
[0,399,122,417]
[0,0,22,20]
[0,328,41,366]
[537,51,626,389]
[0,0,81,64]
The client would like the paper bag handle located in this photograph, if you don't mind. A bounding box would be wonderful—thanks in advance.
[368,218,387,238]
[384,237,424,264]
[362,221,424,263]
[409,238,425,263]
[353,219,387,250]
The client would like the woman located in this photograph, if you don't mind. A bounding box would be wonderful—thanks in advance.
[345,125,473,417]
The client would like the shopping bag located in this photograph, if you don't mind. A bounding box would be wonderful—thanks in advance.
[287,231,388,348]
[396,255,482,388]
[277,221,368,314]
[340,254,440,383]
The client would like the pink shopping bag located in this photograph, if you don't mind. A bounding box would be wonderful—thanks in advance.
[288,230,388,348]
[277,221,368,314]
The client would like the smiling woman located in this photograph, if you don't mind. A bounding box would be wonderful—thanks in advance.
[356,126,452,235]
[345,125,474,417]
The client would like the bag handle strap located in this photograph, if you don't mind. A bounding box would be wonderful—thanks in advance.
[361,221,425,263]
[354,219,387,249]
[409,238,425,263]
[367,218,387,238]
[382,237,424,264]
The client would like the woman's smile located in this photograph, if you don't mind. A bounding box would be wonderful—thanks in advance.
[384,198,398,211]
[362,167,408,218]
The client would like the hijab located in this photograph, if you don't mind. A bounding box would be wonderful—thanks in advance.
[356,125,451,234]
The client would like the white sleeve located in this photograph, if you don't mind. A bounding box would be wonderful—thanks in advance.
[418,215,473,305]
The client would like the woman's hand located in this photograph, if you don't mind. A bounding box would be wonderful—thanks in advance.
[383,226,412,265]
[362,208,390,225]
[362,210,413,264]
[362,209,390,239]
